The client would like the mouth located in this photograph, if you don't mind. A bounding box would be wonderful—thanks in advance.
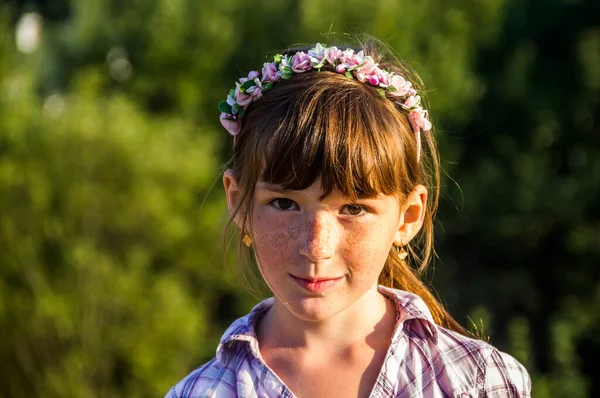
[291,275,343,293]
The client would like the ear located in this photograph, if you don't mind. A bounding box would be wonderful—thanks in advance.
[223,169,243,230]
[393,184,428,246]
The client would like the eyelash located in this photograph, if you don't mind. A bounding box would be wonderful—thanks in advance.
[268,198,368,216]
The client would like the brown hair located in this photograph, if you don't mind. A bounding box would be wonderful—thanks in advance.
[224,40,466,336]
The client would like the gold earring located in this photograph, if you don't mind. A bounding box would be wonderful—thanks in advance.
[242,233,253,248]
[397,243,408,260]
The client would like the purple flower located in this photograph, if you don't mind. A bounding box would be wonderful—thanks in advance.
[262,62,279,82]
[308,43,326,66]
[226,93,236,107]
[248,70,259,80]
[291,51,312,73]
[278,56,293,77]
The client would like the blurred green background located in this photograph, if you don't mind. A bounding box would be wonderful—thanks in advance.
[0,0,598,397]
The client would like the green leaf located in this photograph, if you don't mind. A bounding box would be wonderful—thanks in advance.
[263,82,274,90]
[218,101,232,113]
[377,88,386,98]
[242,80,255,90]
[229,89,235,98]
[344,71,353,79]
[274,54,282,63]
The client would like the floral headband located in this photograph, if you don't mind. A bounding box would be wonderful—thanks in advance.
[218,43,432,158]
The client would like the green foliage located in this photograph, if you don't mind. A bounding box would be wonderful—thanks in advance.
[0,0,598,396]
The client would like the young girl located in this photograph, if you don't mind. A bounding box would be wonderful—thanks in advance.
[166,40,531,397]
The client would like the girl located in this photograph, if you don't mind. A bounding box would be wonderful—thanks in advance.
[166,40,531,397]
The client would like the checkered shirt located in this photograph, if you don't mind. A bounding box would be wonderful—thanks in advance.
[165,286,531,397]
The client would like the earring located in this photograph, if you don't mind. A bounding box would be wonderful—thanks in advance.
[242,233,253,248]
[397,243,408,260]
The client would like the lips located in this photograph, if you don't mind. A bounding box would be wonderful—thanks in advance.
[291,275,343,293]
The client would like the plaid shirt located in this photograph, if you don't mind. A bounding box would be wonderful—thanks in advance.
[166,286,531,397]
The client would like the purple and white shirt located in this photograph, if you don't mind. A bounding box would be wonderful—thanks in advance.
[166,286,531,397]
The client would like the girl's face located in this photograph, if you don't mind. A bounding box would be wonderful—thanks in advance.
[236,176,425,323]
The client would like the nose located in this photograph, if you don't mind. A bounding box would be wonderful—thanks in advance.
[298,211,339,262]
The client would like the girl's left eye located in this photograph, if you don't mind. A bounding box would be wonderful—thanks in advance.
[342,204,366,216]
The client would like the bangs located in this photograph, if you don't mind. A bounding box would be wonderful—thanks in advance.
[242,72,415,200]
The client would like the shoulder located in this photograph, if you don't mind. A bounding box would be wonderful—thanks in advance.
[164,357,235,398]
[480,343,532,397]
[380,287,531,396]
[429,322,532,397]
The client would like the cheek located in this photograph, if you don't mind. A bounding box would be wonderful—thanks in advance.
[251,211,300,269]
[343,220,396,274]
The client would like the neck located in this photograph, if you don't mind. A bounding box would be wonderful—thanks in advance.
[257,285,396,352]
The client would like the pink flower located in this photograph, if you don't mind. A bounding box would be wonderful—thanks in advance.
[389,75,407,94]
[340,49,363,69]
[220,113,241,136]
[355,69,367,82]
[236,78,263,106]
[378,72,390,87]
[361,56,378,74]
[390,81,413,97]
[262,62,279,82]
[335,64,346,74]
[408,108,432,132]
[291,51,312,73]
[234,83,253,106]
[369,75,380,85]
[404,95,421,108]
[355,56,378,83]
[325,46,342,65]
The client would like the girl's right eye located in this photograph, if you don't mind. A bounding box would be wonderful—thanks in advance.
[269,198,298,211]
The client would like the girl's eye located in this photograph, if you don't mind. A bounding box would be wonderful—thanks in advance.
[270,198,297,211]
[343,204,365,216]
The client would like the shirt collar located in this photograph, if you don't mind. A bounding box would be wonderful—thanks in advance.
[216,286,439,364]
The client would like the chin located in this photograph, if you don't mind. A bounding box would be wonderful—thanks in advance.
[282,295,346,322]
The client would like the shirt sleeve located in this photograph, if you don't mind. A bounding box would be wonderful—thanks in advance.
[483,348,532,397]
[164,387,178,398]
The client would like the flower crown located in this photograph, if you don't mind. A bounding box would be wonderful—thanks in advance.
[218,43,432,158]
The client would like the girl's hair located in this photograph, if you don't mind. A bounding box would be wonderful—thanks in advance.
[224,39,466,336]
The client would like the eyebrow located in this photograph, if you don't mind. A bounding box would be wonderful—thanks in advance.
[256,183,292,193]
[256,182,387,202]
